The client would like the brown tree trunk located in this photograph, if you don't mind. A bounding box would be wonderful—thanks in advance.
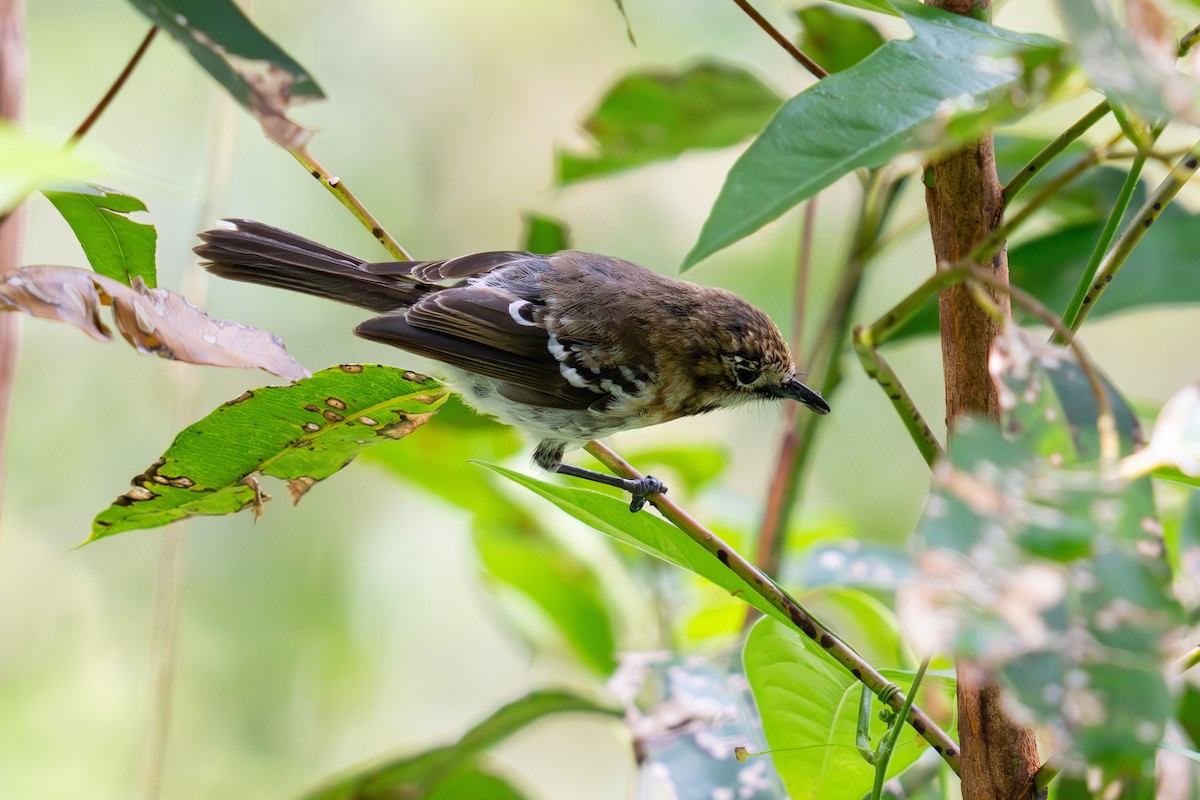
[0,0,24,522]
[923,2,1041,798]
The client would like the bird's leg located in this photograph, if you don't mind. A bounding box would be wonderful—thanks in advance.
[553,463,667,513]
[534,440,667,512]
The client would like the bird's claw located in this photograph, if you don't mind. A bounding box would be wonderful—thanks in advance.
[627,475,667,513]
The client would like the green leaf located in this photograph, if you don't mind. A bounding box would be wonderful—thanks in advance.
[478,463,795,628]
[795,6,886,75]
[0,124,94,214]
[301,690,619,800]
[683,1,1066,268]
[521,213,571,254]
[125,0,324,148]
[43,183,157,287]
[743,616,954,800]
[474,521,618,675]
[423,768,528,800]
[91,365,445,540]
[557,62,783,184]
[797,586,906,669]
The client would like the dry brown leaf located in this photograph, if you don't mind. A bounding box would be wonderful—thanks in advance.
[0,266,308,381]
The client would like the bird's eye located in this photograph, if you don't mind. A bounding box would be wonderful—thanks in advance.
[733,362,760,386]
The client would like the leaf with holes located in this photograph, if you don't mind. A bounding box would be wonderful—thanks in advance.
[43,183,157,287]
[901,415,1181,777]
[557,62,783,184]
[683,1,1066,268]
[301,690,619,799]
[126,0,324,148]
[91,365,445,541]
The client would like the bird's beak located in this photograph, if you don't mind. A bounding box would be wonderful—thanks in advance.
[781,377,830,415]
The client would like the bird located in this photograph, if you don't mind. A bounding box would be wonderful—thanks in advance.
[194,219,830,511]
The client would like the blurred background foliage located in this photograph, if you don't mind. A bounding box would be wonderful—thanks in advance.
[5,0,1200,798]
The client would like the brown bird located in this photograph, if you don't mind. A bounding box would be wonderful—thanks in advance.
[195,220,829,511]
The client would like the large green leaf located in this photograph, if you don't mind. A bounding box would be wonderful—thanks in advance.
[557,62,783,184]
[744,616,954,800]
[905,328,1182,778]
[0,124,93,214]
[683,1,1065,268]
[126,0,324,148]
[91,366,445,540]
[479,464,795,629]
[301,690,619,800]
[43,184,157,287]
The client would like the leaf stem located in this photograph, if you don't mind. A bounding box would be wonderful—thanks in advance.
[1055,127,1161,342]
[1001,100,1109,204]
[1065,138,1200,334]
[727,0,829,79]
[288,145,412,260]
[870,658,930,800]
[70,26,159,145]
[584,439,963,773]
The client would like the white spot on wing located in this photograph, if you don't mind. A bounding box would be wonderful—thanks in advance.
[507,299,537,326]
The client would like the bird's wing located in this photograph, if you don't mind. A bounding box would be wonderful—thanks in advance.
[354,284,605,409]
[362,251,541,282]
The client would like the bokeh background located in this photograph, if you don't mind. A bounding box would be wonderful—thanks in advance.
[5,0,1199,798]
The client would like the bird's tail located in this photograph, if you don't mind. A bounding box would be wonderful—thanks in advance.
[194,219,429,313]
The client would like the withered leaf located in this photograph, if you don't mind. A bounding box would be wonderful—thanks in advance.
[0,265,307,381]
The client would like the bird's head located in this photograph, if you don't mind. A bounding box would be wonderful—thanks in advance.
[683,288,830,416]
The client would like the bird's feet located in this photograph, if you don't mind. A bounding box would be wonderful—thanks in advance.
[625,475,667,513]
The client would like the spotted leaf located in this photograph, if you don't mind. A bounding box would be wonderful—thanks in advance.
[90,365,446,541]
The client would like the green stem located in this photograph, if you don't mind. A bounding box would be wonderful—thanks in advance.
[584,440,963,774]
[1002,100,1110,204]
[870,658,931,800]
[1056,129,1161,341]
[1179,644,1200,672]
[854,324,944,466]
[1066,139,1200,333]
[288,145,412,260]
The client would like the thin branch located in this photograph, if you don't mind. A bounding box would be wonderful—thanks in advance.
[70,26,158,145]
[1056,127,1162,342]
[727,0,829,79]
[584,439,963,774]
[1066,138,1200,334]
[855,264,1118,467]
[288,145,412,261]
[1002,100,1110,204]
[1177,644,1200,672]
